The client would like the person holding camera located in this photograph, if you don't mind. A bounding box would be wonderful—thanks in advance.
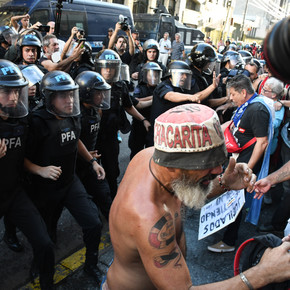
[40,34,84,72]
[108,20,135,65]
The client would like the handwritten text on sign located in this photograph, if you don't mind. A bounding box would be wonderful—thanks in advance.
[198,190,245,240]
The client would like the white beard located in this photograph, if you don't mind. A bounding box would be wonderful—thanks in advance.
[172,177,213,210]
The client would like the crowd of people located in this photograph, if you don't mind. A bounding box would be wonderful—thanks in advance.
[0,13,290,290]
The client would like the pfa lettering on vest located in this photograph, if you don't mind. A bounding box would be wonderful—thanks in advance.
[4,137,21,149]
[60,129,76,145]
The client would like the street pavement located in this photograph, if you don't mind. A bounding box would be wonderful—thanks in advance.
[0,130,282,290]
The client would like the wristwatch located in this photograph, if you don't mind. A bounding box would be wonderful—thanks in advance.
[89,157,98,164]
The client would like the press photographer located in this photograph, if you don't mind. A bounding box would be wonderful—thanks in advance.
[108,17,135,65]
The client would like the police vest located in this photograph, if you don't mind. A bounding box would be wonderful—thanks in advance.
[31,109,81,189]
[0,117,28,193]
[80,104,101,151]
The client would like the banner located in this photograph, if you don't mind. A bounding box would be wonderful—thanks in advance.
[198,190,245,240]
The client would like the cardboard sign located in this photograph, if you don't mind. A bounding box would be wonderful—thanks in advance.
[198,190,245,240]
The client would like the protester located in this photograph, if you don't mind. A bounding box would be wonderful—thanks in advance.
[208,74,273,253]
[103,103,290,290]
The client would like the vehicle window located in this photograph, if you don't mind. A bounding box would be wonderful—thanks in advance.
[59,10,87,38]
[185,31,191,45]
[30,9,49,25]
[87,12,120,36]
[134,21,158,33]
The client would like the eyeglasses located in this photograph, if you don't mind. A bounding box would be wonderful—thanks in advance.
[262,87,273,94]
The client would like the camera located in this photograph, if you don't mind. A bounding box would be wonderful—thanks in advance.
[38,25,50,33]
[119,14,130,31]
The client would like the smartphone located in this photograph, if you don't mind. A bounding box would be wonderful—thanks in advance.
[38,25,50,33]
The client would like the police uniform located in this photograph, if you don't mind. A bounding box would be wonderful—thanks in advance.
[128,84,154,159]
[148,79,191,146]
[0,116,54,287]
[26,108,103,268]
[77,103,112,220]
[96,81,132,198]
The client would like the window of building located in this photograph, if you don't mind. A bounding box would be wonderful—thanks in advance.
[186,0,201,12]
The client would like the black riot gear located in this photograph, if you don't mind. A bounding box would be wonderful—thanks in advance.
[221,51,244,69]
[238,50,253,64]
[143,39,160,61]
[141,62,162,86]
[95,49,121,83]
[0,59,29,118]
[0,26,16,45]
[190,43,217,71]
[163,60,192,90]
[41,70,80,117]
[18,34,42,60]
[75,71,111,110]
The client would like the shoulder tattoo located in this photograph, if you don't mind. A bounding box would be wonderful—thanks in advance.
[148,212,182,268]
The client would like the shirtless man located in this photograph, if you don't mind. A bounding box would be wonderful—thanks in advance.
[105,103,290,290]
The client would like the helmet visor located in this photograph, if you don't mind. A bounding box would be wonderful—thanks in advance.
[119,63,130,82]
[143,69,161,86]
[21,65,44,87]
[170,69,192,90]
[46,89,80,117]
[95,60,121,83]
[203,61,216,75]
[229,54,244,67]
[91,89,111,110]
[0,85,28,118]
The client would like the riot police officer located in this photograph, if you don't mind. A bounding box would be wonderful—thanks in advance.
[24,70,105,284]
[129,62,162,158]
[95,49,150,198]
[189,43,220,107]
[75,71,112,220]
[0,26,16,58]
[0,59,54,289]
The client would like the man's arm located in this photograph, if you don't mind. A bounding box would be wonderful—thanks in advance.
[41,44,84,72]
[125,27,135,56]
[208,157,256,198]
[77,139,105,179]
[125,106,151,131]
[60,26,78,60]
[108,22,121,50]
[254,160,290,198]
[247,136,268,170]
[10,14,29,31]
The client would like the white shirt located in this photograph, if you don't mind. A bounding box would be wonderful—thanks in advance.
[159,38,171,54]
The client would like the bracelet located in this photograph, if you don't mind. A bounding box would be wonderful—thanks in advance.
[277,100,284,106]
[141,118,147,122]
[218,174,229,191]
[89,157,98,164]
[239,272,254,290]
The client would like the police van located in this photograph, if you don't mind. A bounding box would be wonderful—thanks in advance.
[0,0,134,53]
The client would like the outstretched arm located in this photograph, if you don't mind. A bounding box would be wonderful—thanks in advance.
[208,157,256,198]
[254,160,290,199]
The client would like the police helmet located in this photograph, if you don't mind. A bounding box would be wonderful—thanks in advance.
[164,61,192,90]
[18,34,42,60]
[238,50,253,64]
[95,49,121,83]
[190,43,217,70]
[41,70,80,117]
[75,71,111,110]
[221,51,244,69]
[0,26,16,45]
[141,62,162,86]
[143,39,160,61]
[247,58,262,74]
[81,42,94,66]
[0,59,29,118]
